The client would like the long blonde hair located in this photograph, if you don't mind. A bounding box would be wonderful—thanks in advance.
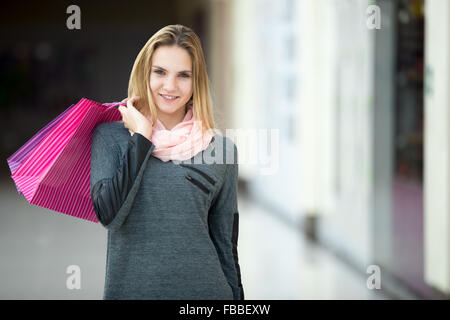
[127,24,215,134]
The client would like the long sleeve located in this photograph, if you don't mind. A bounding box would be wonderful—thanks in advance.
[208,142,244,300]
[90,128,154,231]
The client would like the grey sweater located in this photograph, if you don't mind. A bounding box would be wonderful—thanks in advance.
[90,121,244,300]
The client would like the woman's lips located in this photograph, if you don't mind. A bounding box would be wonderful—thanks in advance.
[160,94,179,102]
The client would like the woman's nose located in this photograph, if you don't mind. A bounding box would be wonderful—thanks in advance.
[163,75,177,91]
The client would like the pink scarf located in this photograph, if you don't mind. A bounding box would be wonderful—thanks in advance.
[146,105,214,162]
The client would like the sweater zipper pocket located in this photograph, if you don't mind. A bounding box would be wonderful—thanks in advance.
[179,164,216,186]
[185,173,210,195]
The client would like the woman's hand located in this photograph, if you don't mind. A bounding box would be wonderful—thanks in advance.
[118,96,153,141]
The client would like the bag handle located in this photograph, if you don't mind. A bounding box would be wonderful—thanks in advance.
[103,101,127,109]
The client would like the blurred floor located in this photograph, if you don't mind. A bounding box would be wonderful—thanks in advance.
[238,193,391,300]
[0,179,391,300]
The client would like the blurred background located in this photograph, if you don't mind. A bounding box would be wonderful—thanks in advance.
[0,0,448,299]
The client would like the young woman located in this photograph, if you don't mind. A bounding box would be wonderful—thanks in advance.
[90,24,244,300]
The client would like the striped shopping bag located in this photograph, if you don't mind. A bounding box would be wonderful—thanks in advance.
[7,104,77,194]
[8,98,126,223]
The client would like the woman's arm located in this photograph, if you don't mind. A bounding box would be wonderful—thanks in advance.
[90,127,154,231]
[208,141,244,300]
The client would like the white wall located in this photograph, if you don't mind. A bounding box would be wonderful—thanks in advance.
[297,0,375,268]
[228,0,259,180]
[229,0,302,223]
[424,0,450,294]
[228,0,378,270]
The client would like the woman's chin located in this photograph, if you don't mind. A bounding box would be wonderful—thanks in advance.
[156,104,186,115]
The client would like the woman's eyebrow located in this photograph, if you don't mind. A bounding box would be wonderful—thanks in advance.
[152,65,192,73]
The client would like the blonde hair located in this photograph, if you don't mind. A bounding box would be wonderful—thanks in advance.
[127,24,215,134]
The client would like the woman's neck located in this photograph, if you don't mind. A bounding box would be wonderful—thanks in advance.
[157,106,187,130]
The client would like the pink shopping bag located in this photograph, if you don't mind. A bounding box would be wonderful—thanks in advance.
[10,98,125,222]
[7,104,77,194]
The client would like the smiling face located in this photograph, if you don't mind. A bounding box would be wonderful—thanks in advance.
[149,45,193,119]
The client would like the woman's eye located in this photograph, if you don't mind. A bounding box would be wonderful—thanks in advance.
[153,70,190,78]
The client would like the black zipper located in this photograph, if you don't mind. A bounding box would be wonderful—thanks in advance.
[179,164,216,185]
[185,173,210,194]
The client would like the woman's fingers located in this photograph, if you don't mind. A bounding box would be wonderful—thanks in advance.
[118,98,141,137]
[118,105,128,126]
[127,96,140,109]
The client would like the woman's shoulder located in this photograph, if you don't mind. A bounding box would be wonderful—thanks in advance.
[94,121,125,135]
[95,120,124,130]
[93,121,128,145]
